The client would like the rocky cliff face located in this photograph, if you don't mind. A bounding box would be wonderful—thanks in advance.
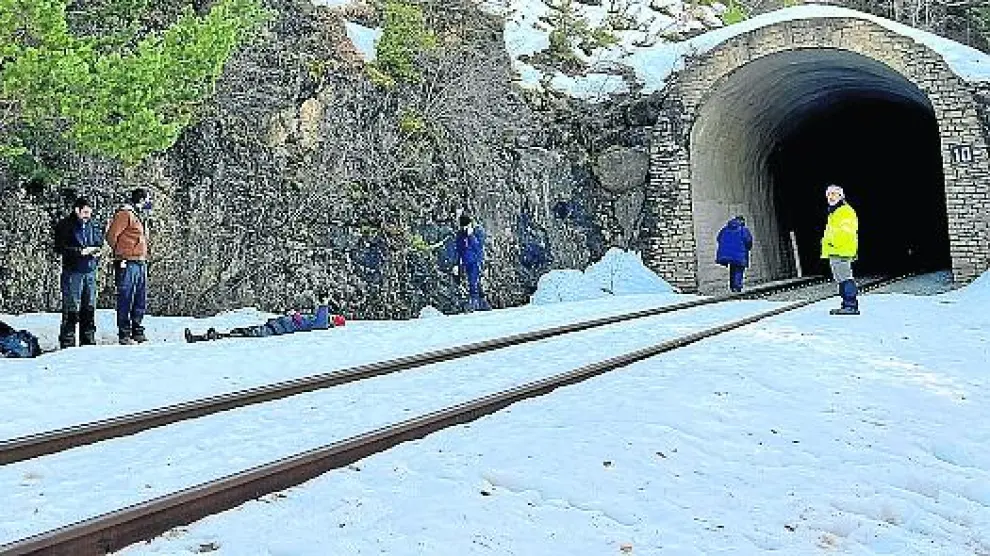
[0,0,658,318]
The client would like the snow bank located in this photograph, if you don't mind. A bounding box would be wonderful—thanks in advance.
[530,269,608,305]
[943,269,990,303]
[417,305,445,318]
[530,248,675,305]
[585,247,676,295]
[965,269,990,291]
[493,0,722,99]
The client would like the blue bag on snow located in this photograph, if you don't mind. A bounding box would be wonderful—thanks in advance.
[0,322,42,358]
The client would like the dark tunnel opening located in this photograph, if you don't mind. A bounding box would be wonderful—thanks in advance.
[690,49,952,292]
[769,98,951,277]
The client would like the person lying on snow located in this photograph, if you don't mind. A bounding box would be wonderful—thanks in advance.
[184,304,346,343]
[0,320,42,358]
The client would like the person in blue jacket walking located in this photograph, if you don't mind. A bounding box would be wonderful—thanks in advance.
[715,215,754,293]
[453,213,491,312]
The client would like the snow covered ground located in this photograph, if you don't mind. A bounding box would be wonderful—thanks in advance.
[98,271,986,555]
[1,294,774,546]
[0,293,703,440]
[1,269,987,554]
[0,249,675,439]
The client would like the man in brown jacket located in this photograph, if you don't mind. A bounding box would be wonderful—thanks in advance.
[106,188,151,345]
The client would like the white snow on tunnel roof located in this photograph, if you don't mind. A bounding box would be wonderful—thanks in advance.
[488,2,990,99]
[315,0,990,98]
[706,5,990,81]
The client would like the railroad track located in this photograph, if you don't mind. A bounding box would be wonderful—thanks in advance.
[0,273,907,556]
[0,276,821,467]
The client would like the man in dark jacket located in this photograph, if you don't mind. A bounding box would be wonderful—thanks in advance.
[453,213,491,312]
[53,197,104,348]
[715,215,754,293]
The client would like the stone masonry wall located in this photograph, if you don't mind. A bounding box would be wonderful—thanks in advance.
[643,107,696,293]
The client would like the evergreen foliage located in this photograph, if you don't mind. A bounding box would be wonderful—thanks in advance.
[721,0,748,25]
[0,0,267,166]
[371,0,436,84]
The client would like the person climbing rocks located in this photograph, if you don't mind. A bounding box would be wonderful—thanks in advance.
[53,197,104,348]
[715,215,754,293]
[821,184,860,315]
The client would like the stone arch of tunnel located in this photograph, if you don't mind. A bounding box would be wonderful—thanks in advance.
[643,17,990,294]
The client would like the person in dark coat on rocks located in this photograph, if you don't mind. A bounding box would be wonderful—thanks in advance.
[715,215,754,293]
[453,213,491,312]
[53,197,104,348]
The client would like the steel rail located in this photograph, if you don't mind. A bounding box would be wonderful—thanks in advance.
[0,276,822,466]
[0,274,905,556]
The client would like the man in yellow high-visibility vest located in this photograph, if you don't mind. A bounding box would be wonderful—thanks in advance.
[821,184,860,315]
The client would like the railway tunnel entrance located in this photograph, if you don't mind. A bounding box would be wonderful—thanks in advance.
[691,49,951,289]
[643,16,990,294]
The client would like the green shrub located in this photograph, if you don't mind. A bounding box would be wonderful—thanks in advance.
[585,25,619,51]
[7,149,60,189]
[721,0,748,25]
[399,109,427,135]
[1,0,268,166]
[407,232,431,253]
[371,0,436,84]
[366,63,397,88]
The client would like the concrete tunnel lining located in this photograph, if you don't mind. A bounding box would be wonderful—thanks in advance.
[689,48,944,292]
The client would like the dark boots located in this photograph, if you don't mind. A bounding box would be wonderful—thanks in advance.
[79,307,97,346]
[132,324,147,343]
[120,324,147,345]
[60,309,100,348]
[59,311,79,349]
[830,280,860,315]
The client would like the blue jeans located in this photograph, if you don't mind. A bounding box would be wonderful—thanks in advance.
[115,261,147,338]
[464,263,491,311]
[61,270,97,313]
[729,264,745,293]
[839,279,859,310]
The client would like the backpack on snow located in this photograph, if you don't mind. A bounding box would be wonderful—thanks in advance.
[0,321,42,358]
